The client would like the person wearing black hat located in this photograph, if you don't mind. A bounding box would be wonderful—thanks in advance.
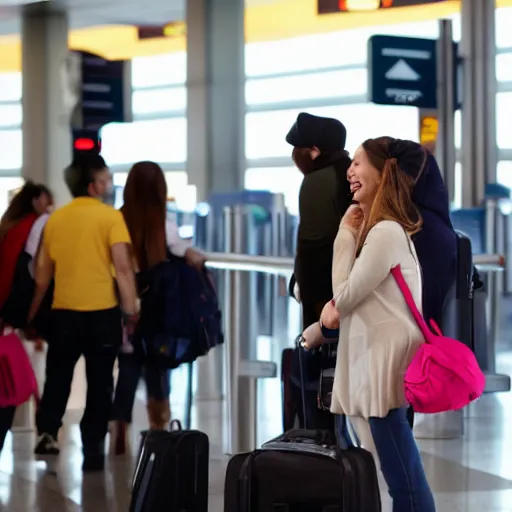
[283,112,352,431]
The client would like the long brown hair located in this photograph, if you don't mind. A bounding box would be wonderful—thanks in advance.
[122,161,168,271]
[0,181,53,238]
[357,137,423,252]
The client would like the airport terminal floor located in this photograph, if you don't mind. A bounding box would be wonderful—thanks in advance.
[0,301,511,511]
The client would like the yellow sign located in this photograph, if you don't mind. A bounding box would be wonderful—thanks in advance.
[163,23,186,38]
[419,115,438,145]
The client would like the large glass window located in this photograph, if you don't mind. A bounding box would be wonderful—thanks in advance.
[246,104,419,160]
[0,177,26,216]
[497,161,512,191]
[496,92,512,149]
[131,52,186,88]
[245,167,302,215]
[496,53,512,82]
[495,7,512,49]
[132,87,186,116]
[0,104,22,128]
[100,118,186,166]
[246,68,367,106]
[245,17,459,77]
[0,130,22,170]
[0,73,22,102]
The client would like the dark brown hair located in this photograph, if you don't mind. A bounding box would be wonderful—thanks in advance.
[357,137,423,252]
[0,181,53,238]
[122,161,168,271]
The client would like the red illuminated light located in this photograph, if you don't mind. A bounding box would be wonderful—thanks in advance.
[74,137,95,151]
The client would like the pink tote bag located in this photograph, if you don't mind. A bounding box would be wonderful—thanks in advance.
[392,265,485,414]
[0,331,39,408]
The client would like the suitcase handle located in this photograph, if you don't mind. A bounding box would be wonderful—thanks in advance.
[170,419,182,431]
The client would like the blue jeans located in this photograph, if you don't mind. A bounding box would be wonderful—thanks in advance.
[341,409,435,512]
[111,353,170,423]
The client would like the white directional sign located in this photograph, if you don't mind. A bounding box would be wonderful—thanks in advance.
[385,59,421,81]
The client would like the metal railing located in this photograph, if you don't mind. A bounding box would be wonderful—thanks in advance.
[205,251,505,454]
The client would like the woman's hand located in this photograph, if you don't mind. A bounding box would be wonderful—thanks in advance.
[320,300,340,330]
[341,204,364,233]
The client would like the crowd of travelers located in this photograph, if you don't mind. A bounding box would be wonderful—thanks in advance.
[0,111,480,512]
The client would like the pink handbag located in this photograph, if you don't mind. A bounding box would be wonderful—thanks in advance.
[392,265,486,414]
[0,330,39,408]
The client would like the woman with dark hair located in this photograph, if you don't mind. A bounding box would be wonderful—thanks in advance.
[0,181,53,454]
[110,161,205,454]
[305,137,436,511]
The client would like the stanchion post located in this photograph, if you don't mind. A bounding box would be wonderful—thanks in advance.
[485,198,499,373]
[223,206,258,454]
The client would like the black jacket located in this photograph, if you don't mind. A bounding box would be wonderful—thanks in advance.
[294,152,352,318]
[411,154,457,326]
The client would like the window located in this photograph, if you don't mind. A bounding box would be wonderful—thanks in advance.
[246,68,367,106]
[497,161,512,191]
[454,110,461,149]
[246,104,419,160]
[0,104,22,128]
[495,7,512,49]
[496,92,512,149]
[0,177,26,217]
[0,73,22,102]
[245,18,459,77]
[453,162,462,210]
[245,167,302,215]
[132,87,186,116]
[0,130,22,170]
[131,52,187,88]
[100,118,186,166]
[496,53,512,82]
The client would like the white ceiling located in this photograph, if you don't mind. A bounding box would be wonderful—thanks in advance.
[0,0,278,36]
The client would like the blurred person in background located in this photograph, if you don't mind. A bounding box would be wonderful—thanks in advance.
[283,112,353,432]
[110,161,205,455]
[27,154,138,472]
[0,181,53,453]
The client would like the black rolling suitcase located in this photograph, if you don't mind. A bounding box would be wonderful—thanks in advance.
[130,420,209,512]
[225,339,381,511]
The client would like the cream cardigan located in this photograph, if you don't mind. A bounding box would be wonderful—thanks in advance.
[330,220,424,419]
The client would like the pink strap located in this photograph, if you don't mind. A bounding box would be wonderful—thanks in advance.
[391,265,441,343]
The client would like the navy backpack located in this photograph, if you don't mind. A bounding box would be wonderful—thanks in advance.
[137,258,224,369]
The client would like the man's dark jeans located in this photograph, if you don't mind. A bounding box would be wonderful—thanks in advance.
[36,307,121,453]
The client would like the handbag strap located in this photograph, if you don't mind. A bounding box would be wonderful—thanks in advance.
[391,265,441,343]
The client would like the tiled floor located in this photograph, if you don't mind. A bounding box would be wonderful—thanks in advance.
[1,309,512,511]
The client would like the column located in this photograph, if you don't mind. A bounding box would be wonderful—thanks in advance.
[186,0,246,202]
[460,0,497,207]
[22,4,71,207]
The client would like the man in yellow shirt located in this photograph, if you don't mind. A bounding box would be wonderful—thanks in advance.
[27,153,138,472]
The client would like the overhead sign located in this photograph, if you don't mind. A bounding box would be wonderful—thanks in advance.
[69,51,132,132]
[368,35,438,108]
[318,0,447,14]
[138,22,186,40]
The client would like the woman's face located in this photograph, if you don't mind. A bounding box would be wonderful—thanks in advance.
[33,192,53,215]
[347,146,381,208]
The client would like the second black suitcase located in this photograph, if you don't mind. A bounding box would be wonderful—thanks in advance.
[130,420,209,512]
[224,428,381,512]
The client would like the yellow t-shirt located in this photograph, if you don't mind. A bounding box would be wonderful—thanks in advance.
[43,197,131,311]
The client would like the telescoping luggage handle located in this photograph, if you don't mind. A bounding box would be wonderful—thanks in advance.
[296,335,309,429]
[170,419,182,431]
